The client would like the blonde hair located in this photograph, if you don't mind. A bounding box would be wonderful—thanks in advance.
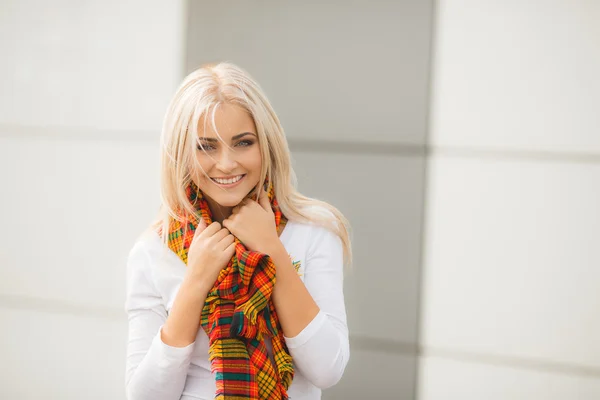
[153,62,352,265]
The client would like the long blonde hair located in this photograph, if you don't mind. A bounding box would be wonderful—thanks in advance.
[153,62,352,265]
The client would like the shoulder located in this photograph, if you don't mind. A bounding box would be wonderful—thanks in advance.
[299,204,338,222]
[126,229,166,281]
[285,206,342,257]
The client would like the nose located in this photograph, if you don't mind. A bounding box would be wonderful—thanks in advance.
[215,147,237,173]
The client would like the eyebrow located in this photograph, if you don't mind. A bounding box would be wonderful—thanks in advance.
[197,132,257,143]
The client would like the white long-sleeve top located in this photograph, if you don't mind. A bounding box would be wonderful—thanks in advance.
[124,218,350,400]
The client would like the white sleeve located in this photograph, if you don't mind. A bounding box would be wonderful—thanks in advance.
[125,240,196,400]
[283,225,350,389]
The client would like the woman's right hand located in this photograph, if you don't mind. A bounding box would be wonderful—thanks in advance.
[186,221,236,291]
[161,221,235,348]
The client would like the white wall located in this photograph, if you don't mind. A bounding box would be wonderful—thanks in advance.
[0,1,185,398]
[418,1,600,399]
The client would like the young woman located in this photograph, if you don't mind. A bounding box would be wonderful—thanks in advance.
[125,62,351,400]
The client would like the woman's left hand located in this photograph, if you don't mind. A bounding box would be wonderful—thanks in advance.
[223,192,282,255]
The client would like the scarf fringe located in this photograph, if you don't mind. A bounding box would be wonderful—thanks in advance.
[230,302,279,340]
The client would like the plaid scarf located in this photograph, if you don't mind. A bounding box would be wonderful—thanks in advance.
[165,180,293,400]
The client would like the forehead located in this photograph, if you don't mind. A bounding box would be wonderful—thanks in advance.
[197,103,256,139]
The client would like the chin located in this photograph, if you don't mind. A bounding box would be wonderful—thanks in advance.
[205,188,253,208]
[216,196,245,207]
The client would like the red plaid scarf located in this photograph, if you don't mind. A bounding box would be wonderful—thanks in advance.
[165,180,293,399]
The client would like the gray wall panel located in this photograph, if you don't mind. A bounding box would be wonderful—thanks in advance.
[185,2,433,398]
[186,0,433,145]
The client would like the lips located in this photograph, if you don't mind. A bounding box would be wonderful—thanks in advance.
[211,174,246,186]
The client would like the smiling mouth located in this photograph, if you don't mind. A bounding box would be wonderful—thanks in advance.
[210,174,246,186]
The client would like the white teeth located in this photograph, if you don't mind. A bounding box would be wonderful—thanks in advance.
[213,175,243,185]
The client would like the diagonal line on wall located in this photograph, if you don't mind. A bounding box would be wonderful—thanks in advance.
[3,123,600,164]
[288,138,426,156]
[430,145,600,165]
[0,293,124,320]
[2,293,600,378]
[421,345,600,379]
[0,123,159,142]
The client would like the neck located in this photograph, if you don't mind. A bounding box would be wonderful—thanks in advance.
[205,198,232,224]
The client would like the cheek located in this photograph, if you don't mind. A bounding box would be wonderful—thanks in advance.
[191,157,214,184]
[246,148,262,173]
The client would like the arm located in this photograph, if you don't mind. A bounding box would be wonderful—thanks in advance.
[268,225,350,389]
[125,241,211,400]
[269,243,320,338]
[222,197,350,388]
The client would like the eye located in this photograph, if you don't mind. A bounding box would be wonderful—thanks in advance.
[197,143,216,152]
[236,139,254,147]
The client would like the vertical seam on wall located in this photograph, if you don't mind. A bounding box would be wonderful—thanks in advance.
[413,0,440,399]
[181,0,192,78]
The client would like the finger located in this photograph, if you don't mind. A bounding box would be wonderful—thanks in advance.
[224,242,237,258]
[211,227,230,242]
[258,191,272,212]
[192,217,209,240]
[218,233,235,249]
[222,217,235,231]
[197,221,221,239]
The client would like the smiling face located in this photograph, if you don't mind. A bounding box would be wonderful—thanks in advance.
[192,103,263,219]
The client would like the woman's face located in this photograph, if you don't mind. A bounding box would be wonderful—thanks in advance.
[192,103,263,213]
